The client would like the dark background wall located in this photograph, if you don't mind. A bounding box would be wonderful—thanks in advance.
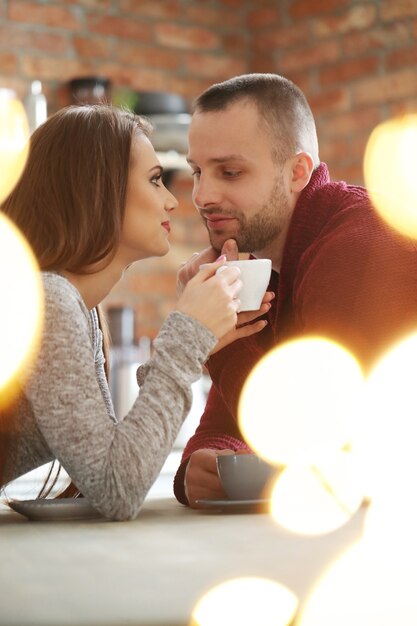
[2,0,417,338]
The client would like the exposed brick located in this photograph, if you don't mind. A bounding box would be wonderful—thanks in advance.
[97,61,167,91]
[353,68,417,105]
[381,0,417,22]
[289,0,350,20]
[250,54,277,73]
[389,97,417,116]
[8,1,80,30]
[329,162,364,185]
[120,0,181,20]
[219,0,247,9]
[65,0,111,8]
[116,42,180,70]
[184,53,247,79]
[279,39,341,73]
[20,55,95,80]
[386,44,417,71]
[342,23,410,56]
[319,136,350,164]
[222,33,248,56]
[155,23,220,51]
[247,6,281,29]
[309,87,351,116]
[184,5,243,29]
[73,36,111,59]
[312,4,377,38]
[252,22,310,53]
[349,134,371,163]
[166,76,214,100]
[87,15,152,41]
[0,51,18,74]
[0,25,69,54]
[319,56,379,86]
[282,70,311,94]
[316,106,382,138]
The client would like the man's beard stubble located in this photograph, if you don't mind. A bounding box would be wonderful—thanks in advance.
[206,174,290,254]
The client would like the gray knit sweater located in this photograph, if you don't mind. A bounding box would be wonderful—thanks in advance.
[4,272,216,520]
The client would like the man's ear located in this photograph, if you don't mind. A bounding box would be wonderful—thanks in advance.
[289,152,314,193]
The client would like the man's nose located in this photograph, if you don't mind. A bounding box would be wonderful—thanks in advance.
[193,175,222,209]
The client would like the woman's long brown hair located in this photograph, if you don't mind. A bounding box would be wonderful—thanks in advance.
[0,105,151,494]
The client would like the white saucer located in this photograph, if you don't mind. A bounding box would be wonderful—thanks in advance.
[9,498,103,521]
[196,498,270,513]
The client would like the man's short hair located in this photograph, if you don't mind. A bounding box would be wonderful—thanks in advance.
[193,73,320,167]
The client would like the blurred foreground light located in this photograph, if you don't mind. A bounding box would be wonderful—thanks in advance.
[296,534,417,626]
[0,213,43,407]
[238,337,363,465]
[190,577,298,626]
[355,332,417,502]
[364,113,417,239]
[270,450,365,535]
[0,88,29,203]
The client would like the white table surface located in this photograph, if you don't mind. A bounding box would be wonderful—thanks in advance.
[0,496,367,626]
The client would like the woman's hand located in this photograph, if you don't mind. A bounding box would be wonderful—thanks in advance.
[210,290,275,355]
[176,239,239,296]
[176,258,242,338]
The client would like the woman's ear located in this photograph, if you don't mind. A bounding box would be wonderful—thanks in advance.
[289,152,315,193]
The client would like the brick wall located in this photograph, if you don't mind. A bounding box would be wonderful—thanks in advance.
[250,0,417,183]
[1,0,417,340]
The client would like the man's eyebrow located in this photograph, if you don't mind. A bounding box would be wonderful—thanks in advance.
[186,155,248,165]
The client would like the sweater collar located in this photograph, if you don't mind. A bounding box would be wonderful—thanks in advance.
[280,162,332,272]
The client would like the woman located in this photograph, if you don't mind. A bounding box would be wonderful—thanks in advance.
[0,104,249,520]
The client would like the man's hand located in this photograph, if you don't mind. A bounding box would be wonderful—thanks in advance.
[177,239,239,296]
[184,448,236,508]
[210,290,275,355]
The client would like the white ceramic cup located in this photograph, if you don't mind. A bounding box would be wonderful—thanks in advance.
[200,258,272,312]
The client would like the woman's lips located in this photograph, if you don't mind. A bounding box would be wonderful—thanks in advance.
[161,221,171,233]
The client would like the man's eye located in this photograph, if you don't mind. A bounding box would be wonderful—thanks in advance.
[223,170,240,178]
[191,170,201,178]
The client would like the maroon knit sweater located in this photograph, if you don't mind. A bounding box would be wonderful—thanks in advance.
[174,163,417,504]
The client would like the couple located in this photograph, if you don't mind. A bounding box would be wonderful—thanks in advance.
[1,74,416,520]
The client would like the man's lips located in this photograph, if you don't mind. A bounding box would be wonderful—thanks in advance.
[161,221,171,233]
[204,214,237,230]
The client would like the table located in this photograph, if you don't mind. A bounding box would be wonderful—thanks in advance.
[0,497,366,626]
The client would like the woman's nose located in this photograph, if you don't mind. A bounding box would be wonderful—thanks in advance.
[165,189,178,212]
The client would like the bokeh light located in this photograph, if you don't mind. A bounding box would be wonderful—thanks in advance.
[355,332,417,503]
[0,212,43,407]
[0,88,29,203]
[270,450,365,535]
[238,337,363,466]
[190,577,298,626]
[296,533,417,626]
[364,114,417,239]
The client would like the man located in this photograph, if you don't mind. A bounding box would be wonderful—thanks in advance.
[173,73,417,507]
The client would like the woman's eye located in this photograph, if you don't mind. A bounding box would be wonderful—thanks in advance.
[151,175,162,186]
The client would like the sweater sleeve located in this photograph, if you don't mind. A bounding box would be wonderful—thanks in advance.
[24,275,217,520]
[292,210,417,371]
[173,382,252,504]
